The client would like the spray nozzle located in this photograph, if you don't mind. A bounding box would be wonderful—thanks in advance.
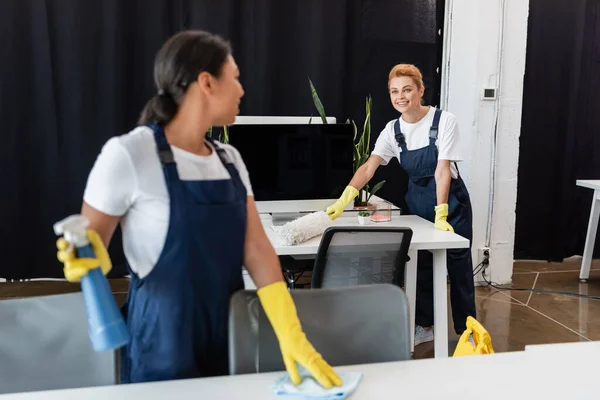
[53,215,90,248]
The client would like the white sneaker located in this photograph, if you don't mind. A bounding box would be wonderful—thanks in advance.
[414,325,434,346]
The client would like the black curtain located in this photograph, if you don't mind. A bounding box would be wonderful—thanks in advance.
[515,0,600,261]
[0,0,444,279]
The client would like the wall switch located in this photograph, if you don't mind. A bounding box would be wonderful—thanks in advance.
[482,87,497,100]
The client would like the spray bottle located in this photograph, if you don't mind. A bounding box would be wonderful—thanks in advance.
[53,215,130,352]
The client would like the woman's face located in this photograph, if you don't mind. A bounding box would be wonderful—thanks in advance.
[389,76,423,114]
[207,55,245,126]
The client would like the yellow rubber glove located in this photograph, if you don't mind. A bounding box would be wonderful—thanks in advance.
[56,229,112,282]
[257,281,342,389]
[434,203,454,232]
[326,185,359,220]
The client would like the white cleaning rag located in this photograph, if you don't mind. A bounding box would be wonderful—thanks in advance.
[271,211,333,246]
[271,368,363,399]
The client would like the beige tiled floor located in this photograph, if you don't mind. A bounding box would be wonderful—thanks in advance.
[413,258,600,358]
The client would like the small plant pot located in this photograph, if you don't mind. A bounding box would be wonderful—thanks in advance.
[358,215,370,225]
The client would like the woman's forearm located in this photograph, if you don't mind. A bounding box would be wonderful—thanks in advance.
[349,155,383,191]
[435,161,451,205]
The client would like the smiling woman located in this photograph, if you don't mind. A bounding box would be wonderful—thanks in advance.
[326,63,477,348]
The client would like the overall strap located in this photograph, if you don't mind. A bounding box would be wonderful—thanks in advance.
[429,108,442,141]
[149,123,176,166]
[205,137,246,196]
[393,119,408,151]
[205,136,234,165]
[427,109,462,177]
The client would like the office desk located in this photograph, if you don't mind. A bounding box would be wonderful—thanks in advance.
[576,180,600,281]
[3,342,598,399]
[254,210,470,359]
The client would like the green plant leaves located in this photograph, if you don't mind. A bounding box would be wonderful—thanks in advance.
[308,78,385,204]
[309,78,328,124]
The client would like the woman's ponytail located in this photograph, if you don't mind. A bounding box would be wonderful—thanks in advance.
[138,92,178,125]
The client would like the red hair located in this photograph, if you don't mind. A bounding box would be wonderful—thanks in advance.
[388,64,424,91]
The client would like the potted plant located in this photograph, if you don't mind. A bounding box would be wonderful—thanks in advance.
[309,78,385,208]
[207,125,229,144]
[358,211,371,225]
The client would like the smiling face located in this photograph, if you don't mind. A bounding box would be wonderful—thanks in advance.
[388,76,424,114]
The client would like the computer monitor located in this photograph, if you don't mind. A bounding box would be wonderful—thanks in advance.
[227,123,355,205]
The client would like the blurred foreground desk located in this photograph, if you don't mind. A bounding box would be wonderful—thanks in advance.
[3,341,599,399]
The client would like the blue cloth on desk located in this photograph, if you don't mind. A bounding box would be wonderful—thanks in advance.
[271,368,363,399]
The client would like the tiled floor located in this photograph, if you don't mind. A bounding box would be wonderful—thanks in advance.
[413,257,600,358]
[1,257,598,360]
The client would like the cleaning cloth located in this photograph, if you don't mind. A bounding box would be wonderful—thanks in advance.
[272,367,363,399]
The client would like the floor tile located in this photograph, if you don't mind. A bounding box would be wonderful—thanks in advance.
[413,287,589,359]
[475,286,522,305]
[479,272,538,304]
[525,269,600,340]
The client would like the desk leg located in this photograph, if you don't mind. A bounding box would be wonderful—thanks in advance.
[433,249,449,358]
[405,249,418,353]
[580,192,600,282]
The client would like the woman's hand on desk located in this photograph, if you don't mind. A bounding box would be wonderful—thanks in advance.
[434,203,454,232]
[257,281,343,389]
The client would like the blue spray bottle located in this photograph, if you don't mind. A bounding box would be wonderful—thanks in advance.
[53,215,130,352]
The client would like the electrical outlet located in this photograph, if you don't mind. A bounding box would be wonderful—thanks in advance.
[474,247,490,286]
[478,247,490,267]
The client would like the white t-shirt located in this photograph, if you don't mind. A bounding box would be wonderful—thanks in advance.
[372,107,462,179]
[83,125,254,279]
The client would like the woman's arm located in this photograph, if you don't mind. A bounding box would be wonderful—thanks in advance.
[81,202,121,248]
[326,155,384,220]
[242,196,284,287]
[243,196,342,388]
[433,160,454,232]
[349,154,384,191]
[434,160,452,205]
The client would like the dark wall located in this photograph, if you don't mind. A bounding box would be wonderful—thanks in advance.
[515,0,600,261]
[0,0,445,279]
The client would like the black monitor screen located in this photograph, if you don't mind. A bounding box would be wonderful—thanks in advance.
[227,123,355,201]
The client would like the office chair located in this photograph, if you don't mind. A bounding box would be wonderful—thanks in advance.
[228,284,411,375]
[279,255,314,289]
[0,292,117,394]
[310,227,413,289]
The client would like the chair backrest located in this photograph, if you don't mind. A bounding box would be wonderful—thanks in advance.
[228,284,411,375]
[0,292,116,394]
[311,227,413,289]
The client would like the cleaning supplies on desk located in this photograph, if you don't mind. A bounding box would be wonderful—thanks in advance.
[272,367,362,399]
[271,211,333,246]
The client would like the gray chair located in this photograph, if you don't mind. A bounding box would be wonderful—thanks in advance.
[228,284,411,375]
[311,227,413,289]
[0,292,117,394]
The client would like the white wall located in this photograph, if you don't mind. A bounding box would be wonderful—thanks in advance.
[442,0,529,284]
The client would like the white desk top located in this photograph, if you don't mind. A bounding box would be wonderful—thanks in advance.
[263,215,470,256]
[4,342,599,399]
[576,180,600,190]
